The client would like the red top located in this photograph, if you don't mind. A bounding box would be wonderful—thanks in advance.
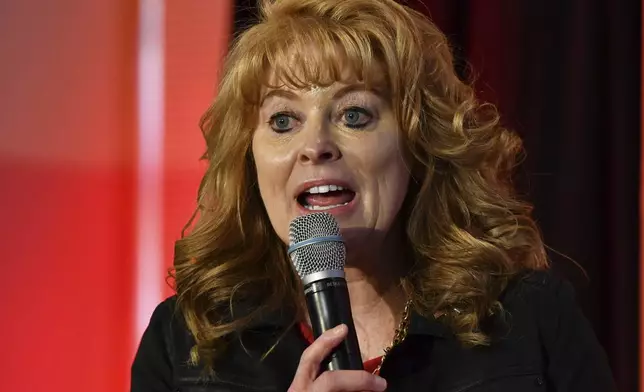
[298,323,383,375]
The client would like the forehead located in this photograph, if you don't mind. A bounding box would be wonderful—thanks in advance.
[259,50,387,103]
[237,19,390,107]
[267,43,357,81]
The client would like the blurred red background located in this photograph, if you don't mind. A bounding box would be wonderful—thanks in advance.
[0,1,231,391]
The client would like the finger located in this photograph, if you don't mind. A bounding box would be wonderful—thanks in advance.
[313,370,387,392]
[290,324,348,388]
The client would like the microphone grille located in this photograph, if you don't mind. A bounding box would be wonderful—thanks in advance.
[288,212,346,279]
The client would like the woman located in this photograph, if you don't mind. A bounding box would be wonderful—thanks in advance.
[132,0,616,391]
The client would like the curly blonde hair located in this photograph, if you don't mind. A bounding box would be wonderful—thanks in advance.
[172,0,548,370]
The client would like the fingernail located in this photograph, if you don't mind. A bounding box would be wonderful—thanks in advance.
[374,376,387,390]
[331,324,346,336]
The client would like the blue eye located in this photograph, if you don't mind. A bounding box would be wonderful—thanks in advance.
[268,112,298,133]
[342,107,372,129]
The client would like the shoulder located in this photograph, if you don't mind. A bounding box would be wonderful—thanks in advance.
[505,268,568,293]
[501,269,575,312]
[499,269,617,390]
[141,296,185,349]
[500,269,584,336]
[132,296,180,368]
[488,269,576,350]
[151,295,180,327]
[147,295,178,325]
[144,295,195,360]
[131,296,193,391]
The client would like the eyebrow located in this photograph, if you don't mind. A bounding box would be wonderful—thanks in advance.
[260,89,301,105]
[260,83,383,106]
[331,83,384,100]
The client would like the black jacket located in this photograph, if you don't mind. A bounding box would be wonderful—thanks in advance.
[131,271,616,391]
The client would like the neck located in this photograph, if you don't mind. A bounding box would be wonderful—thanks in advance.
[343,261,406,318]
[343,252,408,360]
[343,223,409,319]
[302,226,410,360]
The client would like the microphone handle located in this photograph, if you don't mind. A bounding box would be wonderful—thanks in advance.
[304,277,363,371]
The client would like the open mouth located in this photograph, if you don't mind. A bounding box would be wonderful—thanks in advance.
[296,184,356,211]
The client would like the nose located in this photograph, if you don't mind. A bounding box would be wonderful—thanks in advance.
[297,121,342,164]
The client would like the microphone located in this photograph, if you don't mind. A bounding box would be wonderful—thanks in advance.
[288,212,363,371]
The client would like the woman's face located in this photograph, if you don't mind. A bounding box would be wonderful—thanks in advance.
[251,73,410,252]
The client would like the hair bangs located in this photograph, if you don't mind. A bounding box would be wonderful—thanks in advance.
[238,17,389,106]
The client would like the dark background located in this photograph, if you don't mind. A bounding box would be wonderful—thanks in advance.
[232,0,640,390]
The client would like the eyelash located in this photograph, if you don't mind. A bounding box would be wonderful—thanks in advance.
[267,107,374,133]
[267,110,300,133]
[342,106,373,129]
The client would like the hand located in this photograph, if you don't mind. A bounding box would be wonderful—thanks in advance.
[287,324,388,392]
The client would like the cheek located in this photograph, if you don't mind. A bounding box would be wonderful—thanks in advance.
[252,140,288,200]
[359,134,410,212]
[380,153,410,207]
[364,133,408,179]
[251,136,294,239]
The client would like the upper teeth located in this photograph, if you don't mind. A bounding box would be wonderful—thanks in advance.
[306,185,344,194]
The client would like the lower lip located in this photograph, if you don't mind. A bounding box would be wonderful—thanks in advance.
[296,194,358,217]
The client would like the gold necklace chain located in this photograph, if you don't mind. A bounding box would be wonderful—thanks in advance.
[372,299,413,375]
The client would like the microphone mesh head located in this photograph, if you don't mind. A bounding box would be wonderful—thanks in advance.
[288,212,346,279]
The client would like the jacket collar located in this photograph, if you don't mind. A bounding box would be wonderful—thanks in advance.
[407,310,451,337]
